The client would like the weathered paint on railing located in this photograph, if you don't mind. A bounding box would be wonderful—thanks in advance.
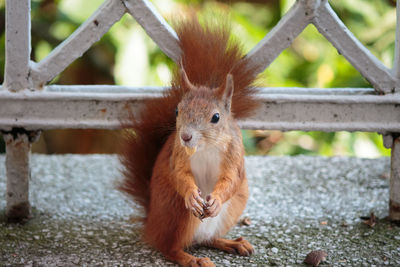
[3,0,31,92]
[0,86,399,132]
[3,131,40,220]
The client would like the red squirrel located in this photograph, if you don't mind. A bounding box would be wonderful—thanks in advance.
[119,15,260,267]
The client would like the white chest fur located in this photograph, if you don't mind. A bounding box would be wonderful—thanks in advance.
[193,200,230,244]
[190,145,221,196]
[190,146,229,243]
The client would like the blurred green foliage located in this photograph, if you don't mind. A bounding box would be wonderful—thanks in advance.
[0,0,395,157]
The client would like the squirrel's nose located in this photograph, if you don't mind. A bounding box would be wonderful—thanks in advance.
[181,133,192,142]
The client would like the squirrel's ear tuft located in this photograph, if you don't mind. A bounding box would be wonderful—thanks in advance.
[180,59,196,92]
[219,74,234,111]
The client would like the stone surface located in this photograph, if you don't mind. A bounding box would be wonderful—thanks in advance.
[0,154,399,266]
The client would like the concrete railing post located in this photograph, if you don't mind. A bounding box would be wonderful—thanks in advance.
[2,129,40,221]
[389,135,400,220]
[3,0,34,221]
[383,133,400,221]
[388,0,400,221]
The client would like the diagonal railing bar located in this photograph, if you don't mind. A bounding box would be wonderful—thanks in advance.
[29,0,126,89]
[244,0,397,94]
[313,1,396,94]
[245,0,310,75]
[4,0,31,92]
[124,0,180,62]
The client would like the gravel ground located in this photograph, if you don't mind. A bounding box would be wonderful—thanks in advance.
[0,154,399,266]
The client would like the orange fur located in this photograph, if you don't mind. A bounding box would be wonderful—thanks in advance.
[119,15,259,266]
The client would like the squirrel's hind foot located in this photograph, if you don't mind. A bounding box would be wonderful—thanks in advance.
[167,250,215,267]
[209,237,254,256]
[191,257,215,267]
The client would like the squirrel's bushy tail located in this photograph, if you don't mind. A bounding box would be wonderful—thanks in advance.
[119,15,260,216]
[174,15,260,118]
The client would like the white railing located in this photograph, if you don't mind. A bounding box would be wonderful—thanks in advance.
[1,0,400,221]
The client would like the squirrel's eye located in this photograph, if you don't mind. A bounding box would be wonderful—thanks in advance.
[175,107,178,117]
[211,113,220,123]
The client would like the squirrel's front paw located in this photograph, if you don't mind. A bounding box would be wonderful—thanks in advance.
[185,188,206,219]
[204,194,222,218]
